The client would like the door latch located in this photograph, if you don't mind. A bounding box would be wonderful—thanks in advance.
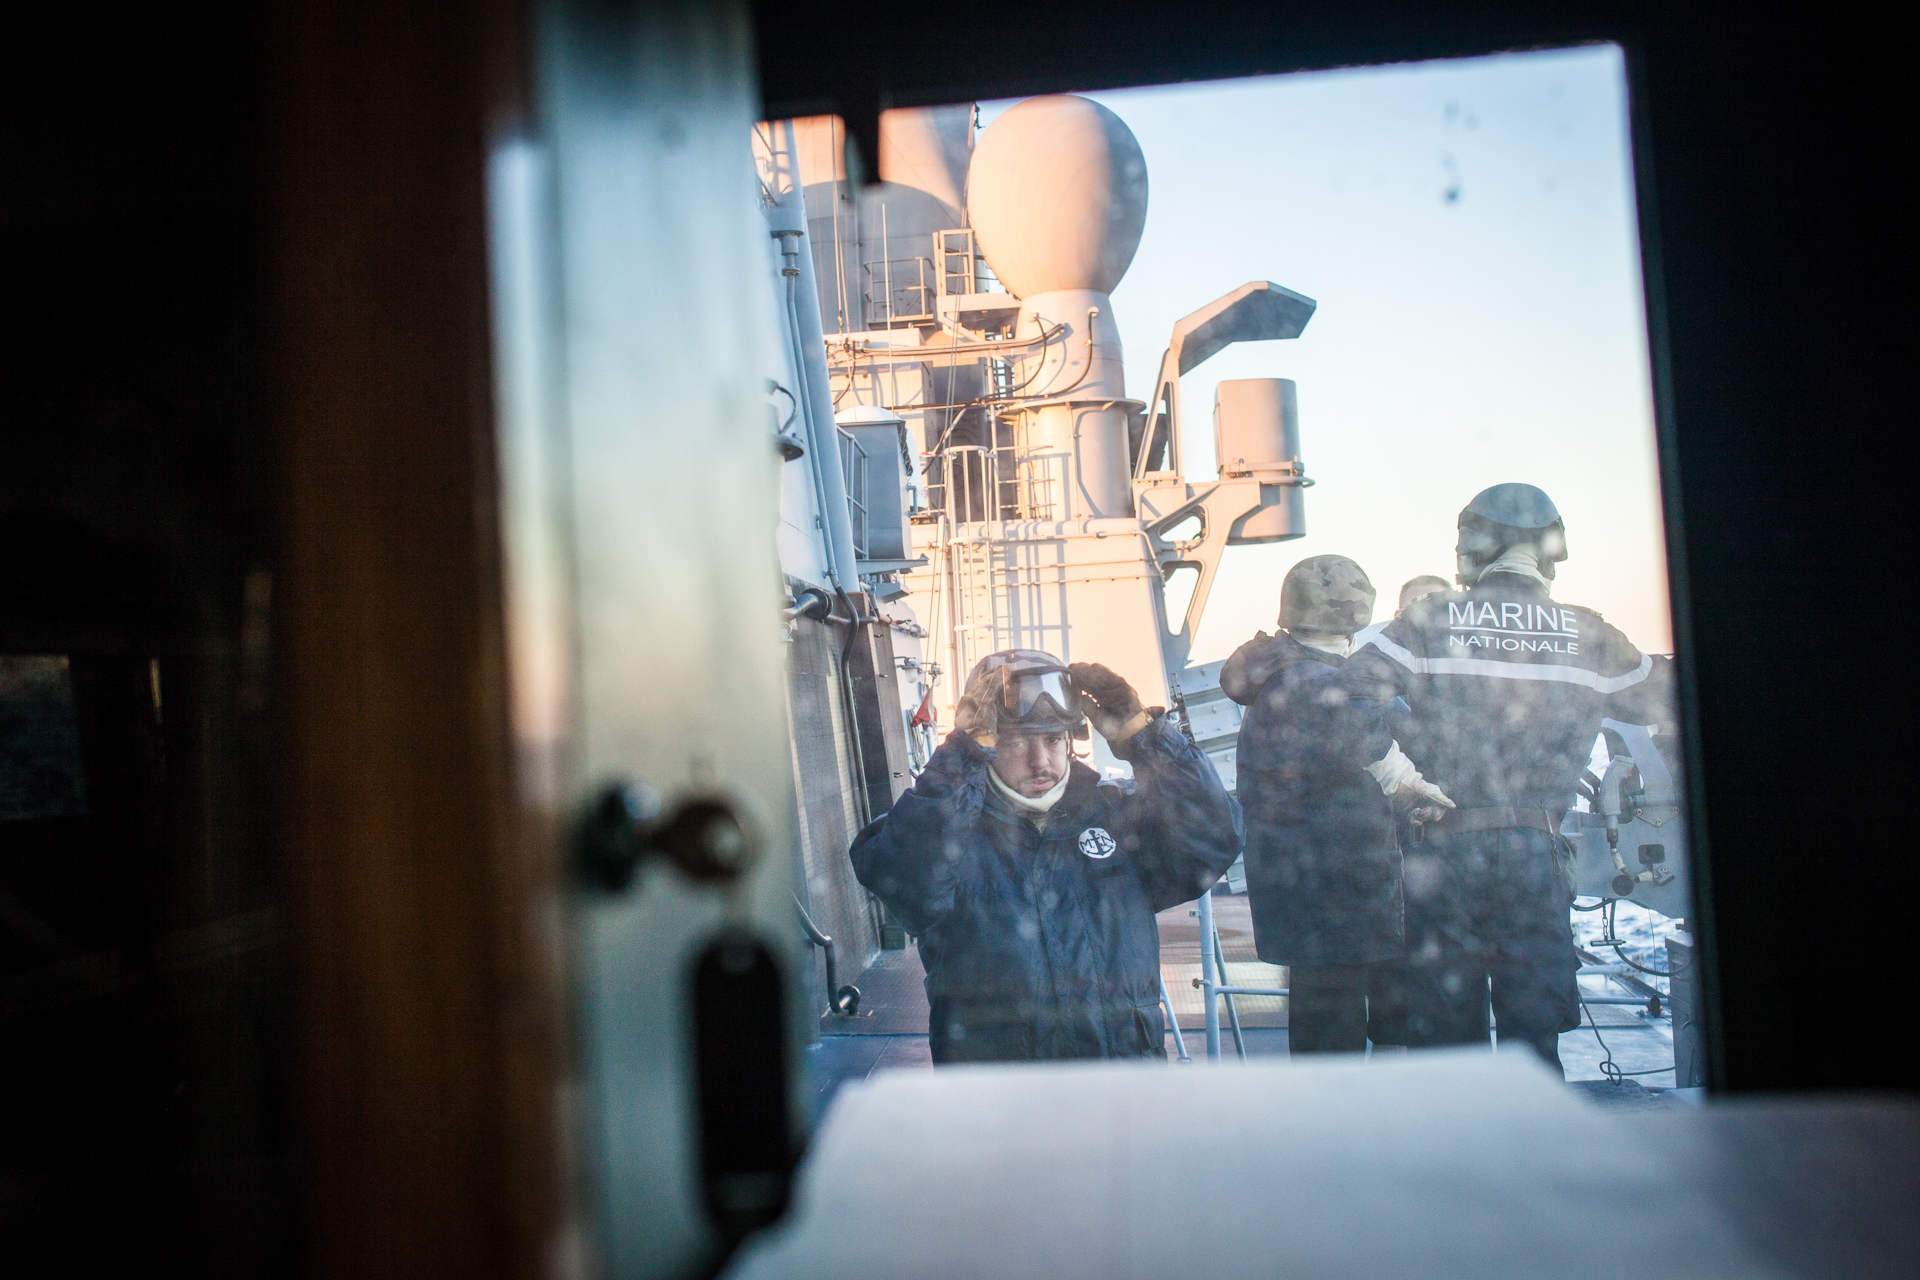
[576,782,757,892]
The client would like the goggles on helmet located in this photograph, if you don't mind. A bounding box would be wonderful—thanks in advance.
[965,650,1088,736]
[1002,667,1075,722]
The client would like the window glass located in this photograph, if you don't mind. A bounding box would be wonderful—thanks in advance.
[764,43,1689,1108]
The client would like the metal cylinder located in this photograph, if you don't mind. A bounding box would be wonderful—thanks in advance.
[1012,289,1125,397]
[1217,378,1306,544]
[1214,378,1300,475]
[1004,289,1133,519]
[1007,402,1134,520]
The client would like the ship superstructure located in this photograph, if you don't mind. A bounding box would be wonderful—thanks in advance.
[750,97,1328,995]
[772,96,1318,761]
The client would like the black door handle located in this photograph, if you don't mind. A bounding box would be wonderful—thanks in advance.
[576,783,758,892]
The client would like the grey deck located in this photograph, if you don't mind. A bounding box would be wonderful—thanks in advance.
[813,891,1673,1084]
[818,945,931,1036]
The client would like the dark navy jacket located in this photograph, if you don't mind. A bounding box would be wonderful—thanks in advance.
[1336,576,1673,809]
[850,716,1243,1064]
[1225,632,1402,967]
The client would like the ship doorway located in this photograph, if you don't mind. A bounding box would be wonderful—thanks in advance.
[490,14,1703,1276]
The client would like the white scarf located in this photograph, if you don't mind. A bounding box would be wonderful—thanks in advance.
[1290,633,1352,657]
[987,765,1070,831]
[1478,545,1553,591]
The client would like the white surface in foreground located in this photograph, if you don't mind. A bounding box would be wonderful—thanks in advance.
[726,1049,1783,1280]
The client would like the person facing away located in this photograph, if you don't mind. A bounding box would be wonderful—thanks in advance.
[1353,574,1452,654]
[1332,483,1674,1075]
[850,649,1243,1064]
[1222,555,1455,1055]
[1377,573,1461,1045]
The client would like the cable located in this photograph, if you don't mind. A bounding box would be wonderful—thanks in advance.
[1606,940,1681,978]
[1580,998,1627,1084]
[888,321,1071,421]
[927,402,979,458]
[873,322,1066,376]
[768,380,798,433]
[1022,308,1101,400]
[997,320,1070,397]
[1592,898,1684,978]
[1578,994,1675,1084]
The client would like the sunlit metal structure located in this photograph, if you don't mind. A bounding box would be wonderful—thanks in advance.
[760,96,1320,798]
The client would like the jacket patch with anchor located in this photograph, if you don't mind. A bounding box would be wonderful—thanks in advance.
[1078,827,1117,859]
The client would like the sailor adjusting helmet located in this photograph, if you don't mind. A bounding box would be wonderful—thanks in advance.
[960,649,1088,741]
[1455,482,1568,587]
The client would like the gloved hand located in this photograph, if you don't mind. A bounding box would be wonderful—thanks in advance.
[1392,775,1457,827]
[1069,662,1152,743]
[1366,742,1456,826]
[952,673,1000,750]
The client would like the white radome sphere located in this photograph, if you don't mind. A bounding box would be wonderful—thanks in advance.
[966,95,1148,298]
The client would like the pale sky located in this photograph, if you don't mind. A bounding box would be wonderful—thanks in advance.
[983,43,1674,662]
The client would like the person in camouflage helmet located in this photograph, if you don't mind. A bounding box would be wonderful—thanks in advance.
[1222,555,1454,1055]
[1283,553,1379,637]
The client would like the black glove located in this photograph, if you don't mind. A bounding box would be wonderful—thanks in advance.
[1069,662,1151,743]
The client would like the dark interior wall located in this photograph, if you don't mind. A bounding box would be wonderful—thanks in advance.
[4,3,559,1275]
[752,0,1909,1094]
[1,4,290,1273]
[1625,21,1904,1094]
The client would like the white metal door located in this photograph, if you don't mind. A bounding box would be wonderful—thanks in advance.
[489,3,810,1274]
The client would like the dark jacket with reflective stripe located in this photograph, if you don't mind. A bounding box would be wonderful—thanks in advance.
[1337,575,1673,810]
[850,717,1243,1064]
[1226,632,1403,966]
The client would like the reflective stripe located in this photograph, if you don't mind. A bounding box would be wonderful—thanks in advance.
[1354,630,1430,672]
[1359,631,1653,694]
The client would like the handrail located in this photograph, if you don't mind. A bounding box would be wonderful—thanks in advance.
[793,893,843,1014]
[795,892,833,947]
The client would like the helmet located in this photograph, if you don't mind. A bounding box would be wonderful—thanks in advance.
[963,649,1087,736]
[1279,555,1376,637]
[1456,483,1567,585]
